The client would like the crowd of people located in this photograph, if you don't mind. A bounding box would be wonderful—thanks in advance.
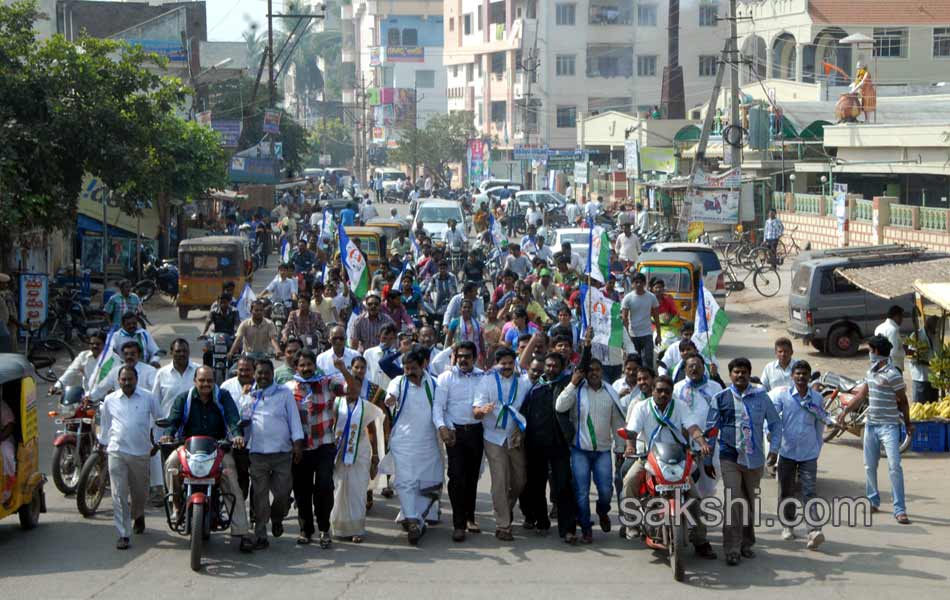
[73,189,914,570]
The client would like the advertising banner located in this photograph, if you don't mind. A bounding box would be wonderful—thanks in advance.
[686,189,740,224]
[385,46,424,62]
[638,147,676,174]
[624,139,639,178]
[467,139,491,185]
[18,273,48,339]
[573,161,588,185]
[263,109,282,134]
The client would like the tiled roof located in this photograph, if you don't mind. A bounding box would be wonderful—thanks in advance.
[809,0,950,25]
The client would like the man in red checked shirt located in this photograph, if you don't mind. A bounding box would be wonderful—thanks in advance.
[382,287,415,332]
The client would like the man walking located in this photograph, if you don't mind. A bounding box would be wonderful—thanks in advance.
[621,272,660,369]
[874,305,907,372]
[433,341,485,542]
[760,337,797,392]
[764,208,784,265]
[103,280,142,327]
[97,366,162,549]
[707,358,783,565]
[614,223,641,270]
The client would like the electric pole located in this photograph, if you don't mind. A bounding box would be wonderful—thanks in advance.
[518,23,540,188]
[267,0,275,107]
[728,0,741,170]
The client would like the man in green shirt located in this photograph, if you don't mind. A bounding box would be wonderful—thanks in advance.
[160,365,254,552]
[274,338,303,384]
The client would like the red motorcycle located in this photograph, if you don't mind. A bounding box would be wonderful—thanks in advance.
[617,428,714,582]
[48,386,97,495]
[156,419,237,572]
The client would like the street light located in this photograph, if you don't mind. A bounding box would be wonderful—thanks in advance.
[820,174,828,195]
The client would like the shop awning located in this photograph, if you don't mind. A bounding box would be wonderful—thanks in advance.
[76,214,142,238]
[836,257,950,299]
[914,281,950,312]
[681,142,723,159]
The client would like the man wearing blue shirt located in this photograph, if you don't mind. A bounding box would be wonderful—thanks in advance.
[340,206,356,226]
[707,357,782,566]
[768,360,833,550]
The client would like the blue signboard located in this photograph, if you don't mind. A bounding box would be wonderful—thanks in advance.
[212,120,242,147]
[229,156,278,184]
[124,39,188,63]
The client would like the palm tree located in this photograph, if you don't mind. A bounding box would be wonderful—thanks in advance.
[242,27,265,69]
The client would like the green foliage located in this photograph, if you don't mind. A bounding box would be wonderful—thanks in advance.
[306,118,353,167]
[929,344,950,393]
[388,112,476,186]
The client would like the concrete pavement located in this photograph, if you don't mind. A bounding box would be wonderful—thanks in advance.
[2,207,949,598]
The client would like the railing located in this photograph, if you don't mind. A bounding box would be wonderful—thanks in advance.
[589,6,634,25]
[853,199,873,222]
[771,191,785,210]
[793,193,822,214]
[920,206,948,231]
[826,196,837,216]
[890,203,914,228]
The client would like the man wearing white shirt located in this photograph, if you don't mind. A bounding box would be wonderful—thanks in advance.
[557,242,583,273]
[585,195,603,220]
[610,355,644,528]
[760,337,797,392]
[614,223,641,268]
[52,331,106,393]
[874,305,907,371]
[151,339,200,416]
[363,324,398,392]
[108,312,162,366]
[525,204,542,230]
[635,202,648,233]
[673,355,723,499]
[97,366,163,549]
[261,263,298,307]
[221,356,257,497]
[384,347,444,544]
[316,325,361,380]
[442,219,467,249]
[243,359,305,549]
[473,347,530,541]
[89,342,158,403]
[433,341,485,541]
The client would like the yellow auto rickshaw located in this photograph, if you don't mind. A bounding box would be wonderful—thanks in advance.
[177,236,253,319]
[336,226,388,272]
[636,251,704,341]
[0,354,46,530]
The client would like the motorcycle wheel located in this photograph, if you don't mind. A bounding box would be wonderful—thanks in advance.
[821,394,844,442]
[76,453,107,517]
[134,280,156,304]
[190,503,205,572]
[52,443,82,495]
[670,523,686,582]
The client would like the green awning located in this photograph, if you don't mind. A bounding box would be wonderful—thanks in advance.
[800,120,830,140]
[674,125,701,142]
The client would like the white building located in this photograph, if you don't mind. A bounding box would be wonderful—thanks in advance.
[443,0,728,154]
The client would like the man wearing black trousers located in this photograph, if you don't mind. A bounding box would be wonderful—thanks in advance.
[433,342,485,542]
[521,351,579,543]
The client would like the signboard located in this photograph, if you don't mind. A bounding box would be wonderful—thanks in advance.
[385,46,424,63]
[367,87,381,106]
[124,39,187,63]
[514,145,549,161]
[624,139,639,178]
[686,189,740,224]
[319,153,332,166]
[393,88,417,129]
[196,111,212,127]
[77,175,159,237]
[274,142,283,159]
[369,46,383,67]
[573,161,588,185]
[263,109,282,135]
[212,120,242,147]
[467,139,491,186]
[638,147,676,174]
[229,156,279,184]
[18,273,48,339]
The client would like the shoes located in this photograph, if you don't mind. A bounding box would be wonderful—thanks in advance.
[694,543,717,560]
[725,552,740,566]
[452,528,466,542]
[407,523,423,545]
[782,527,796,541]
[522,520,536,530]
[254,537,270,550]
[495,528,514,541]
[563,532,578,545]
[599,514,611,533]
[297,533,312,545]
[239,536,255,553]
[272,520,284,538]
[740,547,756,559]
[895,513,911,525]
[381,487,395,498]
[466,521,481,534]
[581,531,593,544]
[806,531,825,550]
[133,517,145,534]
[148,486,165,508]
[116,537,130,550]
[319,532,332,549]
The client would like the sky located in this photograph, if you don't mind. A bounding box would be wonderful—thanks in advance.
[206,0,272,42]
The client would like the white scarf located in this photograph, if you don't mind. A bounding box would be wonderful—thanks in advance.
[575,381,622,451]
[731,387,755,464]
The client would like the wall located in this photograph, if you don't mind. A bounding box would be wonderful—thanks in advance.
[379,14,444,46]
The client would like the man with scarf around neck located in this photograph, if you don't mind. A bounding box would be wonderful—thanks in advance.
[109,311,162,366]
[610,355,642,536]
[673,355,723,500]
[473,347,531,541]
[520,351,579,542]
[555,326,627,544]
[89,341,158,403]
[160,366,254,552]
[768,359,835,549]
[242,359,304,549]
[837,334,913,525]
[222,356,257,498]
[433,341,486,542]
[384,346,444,545]
[622,375,716,559]
[285,348,336,547]
[707,357,782,566]
[329,355,382,543]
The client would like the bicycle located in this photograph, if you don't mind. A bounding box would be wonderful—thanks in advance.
[773,225,806,263]
[722,260,782,298]
[23,321,77,383]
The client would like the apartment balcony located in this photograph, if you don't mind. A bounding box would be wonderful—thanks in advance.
[588,2,634,25]
[586,44,634,78]
[340,2,353,20]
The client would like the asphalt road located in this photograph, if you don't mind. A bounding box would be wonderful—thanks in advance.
[2,202,949,598]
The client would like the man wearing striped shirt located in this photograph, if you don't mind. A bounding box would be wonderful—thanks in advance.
[838,335,912,524]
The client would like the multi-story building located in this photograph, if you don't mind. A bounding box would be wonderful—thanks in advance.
[340,1,448,147]
[443,0,728,157]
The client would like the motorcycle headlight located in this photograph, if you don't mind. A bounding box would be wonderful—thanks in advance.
[187,453,216,478]
[661,463,685,482]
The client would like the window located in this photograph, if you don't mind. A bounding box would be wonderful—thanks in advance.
[491,52,506,74]
[452,65,459,78]
[491,100,506,123]
[699,55,718,76]
[699,3,718,27]
[381,67,394,87]
[449,17,454,32]
[637,54,657,76]
[526,0,537,19]
[556,3,576,26]
[556,106,577,128]
[556,54,576,76]
[873,27,908,58]
[387,28,400,46]
[934,27,950,57]
[463,13,472,35]
[415,70,435,88]
[466,63,474,81]
[402,28,418,46]
[477,10,483,31]
[637,4,657,26]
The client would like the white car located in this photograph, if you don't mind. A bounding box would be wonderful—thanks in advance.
[412,199,467,241]
[651,242,728,308]
[552,228,593,266]
[478,179,522,193]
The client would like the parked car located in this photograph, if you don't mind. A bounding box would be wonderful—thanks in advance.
[412,199,467,241]
[552,228,592,266]
[787,245,944,356]
[514,190,567,212]
[478,179,522,193]
[651,242,727,308]
[373,167,406,192]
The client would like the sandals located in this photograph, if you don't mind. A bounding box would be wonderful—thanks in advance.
[319,532,332,549]
[726,552,740,566]
[296,533,312,545]
[895,513,911,524]
[351,535,364,544]
[407,522,423,545]
[495,528,514,541]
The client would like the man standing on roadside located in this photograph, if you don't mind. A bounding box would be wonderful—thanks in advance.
[760,337,797,392]
[764,208,784,265]
[621,272,660,369]
[874,305,907,372]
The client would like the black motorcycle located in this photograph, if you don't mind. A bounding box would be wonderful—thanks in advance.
[134,260,179,303]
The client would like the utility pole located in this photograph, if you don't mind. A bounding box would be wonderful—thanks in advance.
[267,0,275,107]
[518,22,540,188]
[728,0,741,170]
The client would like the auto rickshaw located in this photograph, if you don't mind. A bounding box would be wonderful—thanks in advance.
[0,354,46,530]
[177,236,253,319]
[335,227,388,272]
[636,251,704,347]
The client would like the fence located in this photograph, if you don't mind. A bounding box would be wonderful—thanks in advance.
[890,203,914,228]
[793,193,822,214]
[921,207,948,231]
[853,199,873,222]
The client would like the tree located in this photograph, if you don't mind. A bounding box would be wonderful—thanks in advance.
[305,118,353,167]
[388,112,476,186]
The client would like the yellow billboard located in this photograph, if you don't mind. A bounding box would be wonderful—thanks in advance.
[78,175,160,237]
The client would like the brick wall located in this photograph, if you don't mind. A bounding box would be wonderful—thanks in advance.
[884,226,950,253]
[778,211,839,249]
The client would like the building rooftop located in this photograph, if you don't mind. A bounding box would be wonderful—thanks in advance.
[808,0,950,25]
